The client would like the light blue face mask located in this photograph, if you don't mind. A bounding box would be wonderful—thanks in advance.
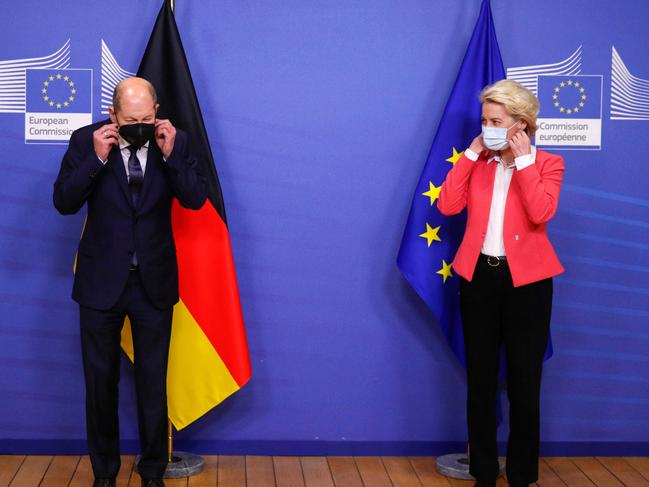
[482,122,518,151]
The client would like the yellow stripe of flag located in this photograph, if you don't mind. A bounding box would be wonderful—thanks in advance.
[120,298,241,430]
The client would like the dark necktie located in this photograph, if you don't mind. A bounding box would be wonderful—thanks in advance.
[127,145,144,206]
[127,146,144,268]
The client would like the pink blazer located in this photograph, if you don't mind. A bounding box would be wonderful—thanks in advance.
[437,149,565,287]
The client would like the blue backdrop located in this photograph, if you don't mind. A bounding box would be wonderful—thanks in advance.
[0,0,647,455]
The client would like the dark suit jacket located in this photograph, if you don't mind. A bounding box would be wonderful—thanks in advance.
[53,120,207,310]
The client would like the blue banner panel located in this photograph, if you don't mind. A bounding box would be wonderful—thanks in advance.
[0,0,647,454]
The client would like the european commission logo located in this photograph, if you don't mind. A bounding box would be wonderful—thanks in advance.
[536,75,603,150]
[0,39,130,145]
[25,68,92,144]
[506,50,605,151]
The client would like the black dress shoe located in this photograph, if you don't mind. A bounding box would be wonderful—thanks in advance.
[141,479,165,487]
[92,480,115,487]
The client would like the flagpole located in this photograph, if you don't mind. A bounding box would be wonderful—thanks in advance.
[157,0,205,478]
[397,0,507,481]
[168,420,173,463]
[163,0,190,473]
[169,0,174,466]
[134,0,252,477]
[141,3,197,477]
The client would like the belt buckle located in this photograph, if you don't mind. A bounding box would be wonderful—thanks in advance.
[486,255,500,267]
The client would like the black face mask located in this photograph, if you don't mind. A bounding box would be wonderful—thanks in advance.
[119,122,155,148]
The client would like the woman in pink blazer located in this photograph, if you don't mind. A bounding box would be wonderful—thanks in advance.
[438,80,564,487]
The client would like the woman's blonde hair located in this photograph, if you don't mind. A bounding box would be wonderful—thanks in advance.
[480,79,540,136]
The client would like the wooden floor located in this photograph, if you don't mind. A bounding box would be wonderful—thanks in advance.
[1,455,648,487]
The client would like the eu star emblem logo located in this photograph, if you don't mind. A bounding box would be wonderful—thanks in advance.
[540,75,600,119]
[39,72,77,110]
[26,68,91,114]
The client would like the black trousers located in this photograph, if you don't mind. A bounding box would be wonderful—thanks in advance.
[460,255,552,485]
[79,270,172,480]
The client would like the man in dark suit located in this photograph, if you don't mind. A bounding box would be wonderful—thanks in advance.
[54,77,207,487]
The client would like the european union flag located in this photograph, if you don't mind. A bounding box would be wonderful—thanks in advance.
[397,0,505,368]
[26,68,91,113]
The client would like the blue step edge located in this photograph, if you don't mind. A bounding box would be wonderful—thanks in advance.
[1,440,648,456]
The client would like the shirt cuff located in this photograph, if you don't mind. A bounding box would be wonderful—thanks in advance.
[515,153,535,170]
[464,148,479,161]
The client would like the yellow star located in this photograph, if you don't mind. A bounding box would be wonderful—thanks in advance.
[43,96,48,101]
[552,94,558,100]
[580,87,585,93]
[422,181,441,205]
[554,87,560,93]
[56,103,62,108]
[71,88,76,94]
[49,75,54,81]
[41,88,47,93]
[566,109,572,114]
[63,76,69,81]
[579,102,585,107]
[44,81,49,86]
[49,101,54,106]
[554,102,559,107]
[69,96,74,101]
[567,80,573,85]
[559,107,565,112]
[446,147,464,165]
[574,107,579,113]
[436,260,453,283]
[574,82,580,87]
[56,73,62,79]
[69,81,74,87]
[419,223,441,247]
[64,101,69,107]
[560,81,565,87]
[581,95,587,100]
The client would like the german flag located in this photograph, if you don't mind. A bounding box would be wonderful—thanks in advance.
[120,0,252,430]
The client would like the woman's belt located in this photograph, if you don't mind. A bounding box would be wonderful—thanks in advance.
[479,253,507,267]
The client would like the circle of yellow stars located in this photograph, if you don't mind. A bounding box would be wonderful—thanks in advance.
[552,79,586,115]
[416,147,464,284]
[41,72,77,109]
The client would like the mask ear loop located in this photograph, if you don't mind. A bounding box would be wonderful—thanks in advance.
[512,119,530,135]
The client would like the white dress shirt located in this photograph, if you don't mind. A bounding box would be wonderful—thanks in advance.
[98,136,150,181]
[118,137,149,181]
[464,146,537,257]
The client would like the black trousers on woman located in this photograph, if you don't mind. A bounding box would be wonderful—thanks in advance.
[460,255,552,485]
